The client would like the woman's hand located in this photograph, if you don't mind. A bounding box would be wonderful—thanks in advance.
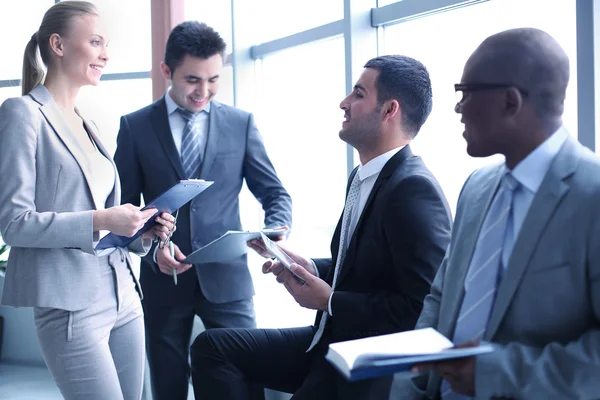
[93,204,157,237]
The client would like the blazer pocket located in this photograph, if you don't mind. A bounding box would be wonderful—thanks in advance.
[527,262,570,275]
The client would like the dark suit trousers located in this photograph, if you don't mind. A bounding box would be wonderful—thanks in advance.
[143,284,256,400]
[190,326,393,400]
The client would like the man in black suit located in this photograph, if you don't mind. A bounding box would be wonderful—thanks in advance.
[113,22,292,400]
[189,55,453,400]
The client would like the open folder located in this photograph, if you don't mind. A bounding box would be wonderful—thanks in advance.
[326,328,494,381]
[182,228,288,264]
[96,179,214,251]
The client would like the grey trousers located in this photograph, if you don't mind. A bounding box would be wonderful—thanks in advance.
[34,249,145,400]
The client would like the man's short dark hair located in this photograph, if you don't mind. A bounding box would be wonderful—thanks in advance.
[364,55,433,137]
[164,21,227,73]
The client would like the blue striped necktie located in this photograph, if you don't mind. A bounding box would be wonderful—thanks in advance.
[178,108,202,179]
[442,172,519,400]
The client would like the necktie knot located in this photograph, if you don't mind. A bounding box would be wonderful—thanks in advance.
[177,108,197,124]
[503,172,519,192]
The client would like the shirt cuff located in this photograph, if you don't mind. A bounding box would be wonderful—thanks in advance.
[309,258,319,278]
[328,292,334,316]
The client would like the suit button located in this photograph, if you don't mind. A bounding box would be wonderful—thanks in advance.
[191,206,197,212]
[192,240,199,246]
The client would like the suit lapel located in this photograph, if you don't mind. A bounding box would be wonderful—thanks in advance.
[485,139,578,339]
[437,165,504,337]
[30,86,100,210]
[199,102,223,179]
[150,97,185,179]
[336,146,411,284]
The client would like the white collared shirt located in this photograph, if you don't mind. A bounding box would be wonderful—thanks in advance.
[501,125,568,267]
[164,90,211,157]
[327,145,406,315]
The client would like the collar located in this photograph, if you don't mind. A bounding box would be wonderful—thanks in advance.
[165,89,211,116]
[357,145,406,181]
[509,125,569,193]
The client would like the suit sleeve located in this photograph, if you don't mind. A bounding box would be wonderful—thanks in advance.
[312,257,334,279]
[114,115,156,260]
[242,113,292,229]
[331,175,452,332]
[474,209,600,399]
[114,115,143,206]
[0,98,96,254]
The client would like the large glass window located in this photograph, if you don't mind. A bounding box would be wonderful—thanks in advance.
[77,79,153,155]
[382,0,577,213]
[185,0,233,53]
[0,87,23,107]
[245,0,343,44]
[0,0,54,80]
[248,38,347,328]
[87,0,152,74]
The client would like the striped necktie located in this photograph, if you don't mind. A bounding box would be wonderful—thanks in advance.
[442,172,519,400]
[178,108,202,179]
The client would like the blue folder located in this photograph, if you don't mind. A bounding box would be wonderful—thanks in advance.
[96,179,214,251]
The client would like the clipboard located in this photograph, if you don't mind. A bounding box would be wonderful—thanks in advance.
[182,228,288,264]
[96,179,214,250]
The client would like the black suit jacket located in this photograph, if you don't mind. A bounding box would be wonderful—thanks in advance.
[114,98,292,305]
[313,146,452,345]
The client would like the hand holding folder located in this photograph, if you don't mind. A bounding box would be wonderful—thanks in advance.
[96,179,213,251]
[325,328,494,381]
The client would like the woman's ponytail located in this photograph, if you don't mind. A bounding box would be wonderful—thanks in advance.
[22,32,44,96]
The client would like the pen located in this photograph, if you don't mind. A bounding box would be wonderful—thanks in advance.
[169,241,177,285]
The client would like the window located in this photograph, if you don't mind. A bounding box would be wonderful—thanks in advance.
[243,0,343,44]
[87,0,152,74]
[248,38,347,328]
[382,0,577,213]
[77,78,153,155]
[185,0,233,53]
[0,87,23,107]
[0,0,54,80]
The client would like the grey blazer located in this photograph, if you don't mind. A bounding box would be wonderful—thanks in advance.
[0,85,147,311]
[391,137,600,399]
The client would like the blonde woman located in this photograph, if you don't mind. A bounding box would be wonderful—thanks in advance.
[0,2,175,399]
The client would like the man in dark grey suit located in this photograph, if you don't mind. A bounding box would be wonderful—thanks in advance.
[114,21,292,400]
[391,28,600,400]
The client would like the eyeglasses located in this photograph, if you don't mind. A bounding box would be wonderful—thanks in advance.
[454,83,529,104]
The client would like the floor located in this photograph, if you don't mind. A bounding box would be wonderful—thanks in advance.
[0,363,289,400]
[0,362,62,400]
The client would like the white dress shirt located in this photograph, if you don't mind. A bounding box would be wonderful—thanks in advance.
[326,145,406,315]
[164,89,211,157]
[500,125,568,268]
[88,143,116,255]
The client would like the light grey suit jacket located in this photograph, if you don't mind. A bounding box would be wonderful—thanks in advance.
[391,137,600,399]
[0,85,148,311]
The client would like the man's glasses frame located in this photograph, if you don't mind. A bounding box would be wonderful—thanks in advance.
[454,83,529,104]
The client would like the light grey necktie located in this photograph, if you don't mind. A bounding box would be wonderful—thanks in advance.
[307,172,362,352]
[442,172,519,400]
[178,108,202,179]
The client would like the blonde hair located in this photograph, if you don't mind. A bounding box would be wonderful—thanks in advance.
[22,1,98,95]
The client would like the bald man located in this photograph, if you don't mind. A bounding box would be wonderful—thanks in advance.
[389,28,600,399]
